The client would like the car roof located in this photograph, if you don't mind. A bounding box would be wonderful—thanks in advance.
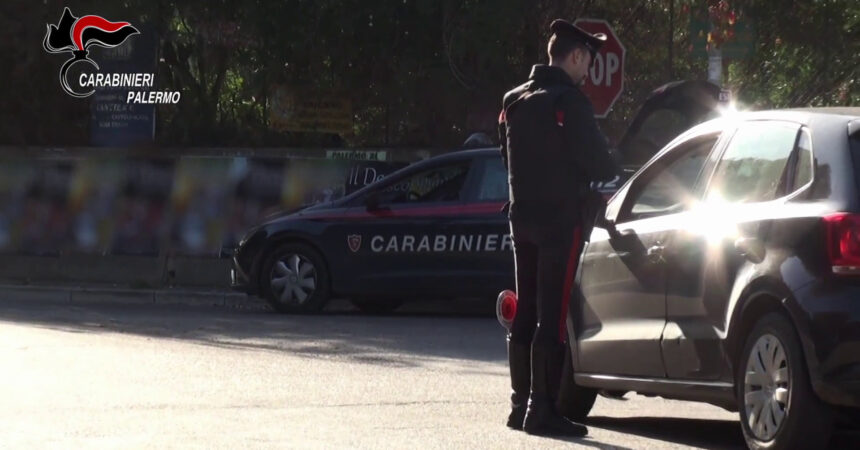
[735,108,860,122]
[675,108,859,139]
[639,108,858,170]
[430,147,497,161]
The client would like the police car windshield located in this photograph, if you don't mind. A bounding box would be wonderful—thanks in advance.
[342,152,481,205]
[375,163,469,204]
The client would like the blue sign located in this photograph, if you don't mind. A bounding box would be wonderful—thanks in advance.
[89,24,156,147]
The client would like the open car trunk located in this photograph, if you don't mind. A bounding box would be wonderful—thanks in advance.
[597,80,723,197]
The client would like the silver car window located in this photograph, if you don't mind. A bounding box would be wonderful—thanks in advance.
[707,122,799,204]
[626,138,716,220]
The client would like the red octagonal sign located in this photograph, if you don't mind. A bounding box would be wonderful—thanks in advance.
[574,19,626,118]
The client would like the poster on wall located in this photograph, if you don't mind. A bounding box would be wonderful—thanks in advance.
[223,157,287,249]
[169,157,237,256]
[0,160,39,254]
[15,160,75,256]
[110,159,174,256]
[67,158,125,254]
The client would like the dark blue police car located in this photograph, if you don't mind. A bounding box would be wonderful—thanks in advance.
[230,149,512,313]
[230,80,723,313]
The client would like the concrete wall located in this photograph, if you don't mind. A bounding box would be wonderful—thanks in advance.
[0,146,453,289]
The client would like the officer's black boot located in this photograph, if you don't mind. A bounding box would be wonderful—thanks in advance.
[506,336,531,430]
[522,343,588,437]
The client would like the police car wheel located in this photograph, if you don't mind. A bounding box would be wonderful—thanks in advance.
[350,298,403,315]
[736,313,833,450]
[556,344,597,422]
[261,243,330,314]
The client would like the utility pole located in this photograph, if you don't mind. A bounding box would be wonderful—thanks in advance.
[707,21,722,87]
[708,48,723,87]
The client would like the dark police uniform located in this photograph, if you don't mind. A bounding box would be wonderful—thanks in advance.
[498,19,619,436]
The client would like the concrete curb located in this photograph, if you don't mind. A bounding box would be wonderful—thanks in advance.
[0,284,271,312]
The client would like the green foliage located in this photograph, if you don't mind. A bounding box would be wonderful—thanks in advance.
[728,0,859,108]
[1,0,857,147]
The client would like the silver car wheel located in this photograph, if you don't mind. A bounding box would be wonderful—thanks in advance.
[743,333,790,442]
[270,253,317,305]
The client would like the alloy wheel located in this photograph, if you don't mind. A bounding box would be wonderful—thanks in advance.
[269,253,317,305]
[743,333,790,441]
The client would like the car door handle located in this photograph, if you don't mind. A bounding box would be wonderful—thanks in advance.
[646,244,665,262]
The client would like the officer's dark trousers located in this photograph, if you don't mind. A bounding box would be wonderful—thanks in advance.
[509,219,584,347]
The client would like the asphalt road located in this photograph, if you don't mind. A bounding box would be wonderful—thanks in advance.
[0,296,855,449]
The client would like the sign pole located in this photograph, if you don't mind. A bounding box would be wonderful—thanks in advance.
[708,47,722,87]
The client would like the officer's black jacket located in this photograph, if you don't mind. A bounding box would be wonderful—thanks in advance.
[499,65,619,224]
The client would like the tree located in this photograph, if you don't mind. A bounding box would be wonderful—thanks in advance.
[1,1,856,148]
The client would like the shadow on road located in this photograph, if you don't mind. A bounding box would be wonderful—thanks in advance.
[587,415,860,449]
[535,434,634,450]
[0,296,508,370]
[586,416,745,449]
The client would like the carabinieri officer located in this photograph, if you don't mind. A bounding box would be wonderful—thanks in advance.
[498,18,619,437]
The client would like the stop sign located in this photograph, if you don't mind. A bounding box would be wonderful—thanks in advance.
[574,19,625,118]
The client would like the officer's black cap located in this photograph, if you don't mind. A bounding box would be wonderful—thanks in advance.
[550,19,606,59]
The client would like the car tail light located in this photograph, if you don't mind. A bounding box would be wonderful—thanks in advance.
[823,213,860,275]
[496,290,517,330]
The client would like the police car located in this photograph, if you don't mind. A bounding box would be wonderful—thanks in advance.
[230,80,722,313]
[230,148,513,313]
